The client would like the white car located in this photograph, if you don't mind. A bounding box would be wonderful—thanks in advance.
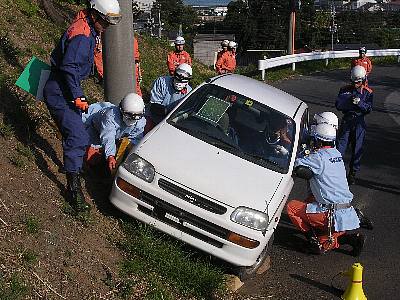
[110,74,309,280]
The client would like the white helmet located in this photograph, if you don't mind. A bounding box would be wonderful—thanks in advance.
[221,40,229,47]
[228,41,237,49]
[351,66,366,83]
[313,123,336,142]
[120,93,145,126]
[174,36,185,45]
[174,63,192,82]
[313,112,338,129]
[90,0,122,25]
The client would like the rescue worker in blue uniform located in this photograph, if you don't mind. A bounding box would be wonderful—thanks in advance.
[336,65,373,185]
[43,0,121,212]
[145,63,193,133]
[82,93,146,172]
[287,123,365,256]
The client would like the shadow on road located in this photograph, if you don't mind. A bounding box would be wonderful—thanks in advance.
[356,178,400,196]
[274,215,310,255]
[290,273,343,297]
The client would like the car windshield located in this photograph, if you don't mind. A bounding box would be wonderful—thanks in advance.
[167,84,295,173]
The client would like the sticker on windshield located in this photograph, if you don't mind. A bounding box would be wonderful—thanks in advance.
[244,99,254,107]
[195,96,230,124]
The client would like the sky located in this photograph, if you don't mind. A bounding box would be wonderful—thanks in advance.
[183,0,232,6]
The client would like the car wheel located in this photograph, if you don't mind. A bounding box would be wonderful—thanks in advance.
[236,234,274,281]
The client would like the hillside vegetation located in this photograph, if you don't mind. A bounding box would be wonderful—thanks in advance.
[0,1,226,299]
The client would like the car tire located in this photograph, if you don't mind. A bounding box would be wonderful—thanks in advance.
[236,233,274,281]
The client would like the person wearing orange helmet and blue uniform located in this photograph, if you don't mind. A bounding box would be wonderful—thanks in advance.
[43,0,121,212]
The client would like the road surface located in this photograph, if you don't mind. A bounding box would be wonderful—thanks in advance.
[237,64,400,299]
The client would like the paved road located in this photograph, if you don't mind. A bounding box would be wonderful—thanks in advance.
[237,65,400,299]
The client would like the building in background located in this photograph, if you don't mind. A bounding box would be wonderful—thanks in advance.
[314,0,395,10]
[193,33,235,66]
[134,0,155,13]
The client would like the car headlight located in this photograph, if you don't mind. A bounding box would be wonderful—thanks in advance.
[230,207,269,231]
[122,153,155,183]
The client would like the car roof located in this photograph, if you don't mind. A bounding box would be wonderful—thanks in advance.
[208,74,304,118]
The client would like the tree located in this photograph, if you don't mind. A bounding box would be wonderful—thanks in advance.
[153,0,197,34]
[224,0,290,51]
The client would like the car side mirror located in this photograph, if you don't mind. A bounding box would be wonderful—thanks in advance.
[293,165,314,180]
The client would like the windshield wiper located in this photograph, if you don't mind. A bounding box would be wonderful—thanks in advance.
[243,153,283,169]
[203,134,242,152]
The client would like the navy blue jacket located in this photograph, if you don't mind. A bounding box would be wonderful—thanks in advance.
[335,84,373,118]
[49,10,97,100]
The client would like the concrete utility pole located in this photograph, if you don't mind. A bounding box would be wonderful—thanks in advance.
[103,0,136,105]
[330,2,337,51]
[158,6,162,38]
[288,0,296,55]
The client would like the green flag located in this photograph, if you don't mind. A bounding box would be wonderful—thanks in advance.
[15,56,51,101]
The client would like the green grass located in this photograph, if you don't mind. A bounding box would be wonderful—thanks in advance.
[25,216,40,234]
[119,222,226,299]
[8,144,34,168]
[139,34,216,100]
[16,144,34,161]
[9,154,26,168]
[14,0,39,18]
[145,277,175,300]
[0,273,28,300]
[21,249,38,266]
[0,122,14,138]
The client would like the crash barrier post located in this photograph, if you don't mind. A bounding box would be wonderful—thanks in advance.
[341,262,367,300]
[258,49,400,81]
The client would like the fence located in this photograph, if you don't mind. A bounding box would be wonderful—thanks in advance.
[257,49,400,80]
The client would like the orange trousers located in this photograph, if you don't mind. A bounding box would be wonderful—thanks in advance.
[287,199,344,251]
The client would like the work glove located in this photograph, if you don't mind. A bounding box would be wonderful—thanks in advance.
[352,97,361,105]
[107,155,116,172]
[274,145,289,156]
[74,97,89,113]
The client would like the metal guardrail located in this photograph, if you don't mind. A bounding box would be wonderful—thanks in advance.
[258,49,400,80]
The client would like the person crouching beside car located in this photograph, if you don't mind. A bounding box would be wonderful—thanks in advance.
[144,63,193,133]
[287,123,365,256]
[82,93,146,173]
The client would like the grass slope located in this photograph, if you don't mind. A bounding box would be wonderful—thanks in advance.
[0,1,226,299]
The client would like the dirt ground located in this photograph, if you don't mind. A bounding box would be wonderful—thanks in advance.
[0,110,134,299]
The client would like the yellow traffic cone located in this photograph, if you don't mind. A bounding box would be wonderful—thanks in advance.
[341,263,367,300]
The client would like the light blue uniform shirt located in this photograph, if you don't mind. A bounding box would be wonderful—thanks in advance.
[82,102,146,158]
[295,147,360,232]
[150,75,192,111]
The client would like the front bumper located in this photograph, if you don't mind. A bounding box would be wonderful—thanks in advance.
[109,167,274,267]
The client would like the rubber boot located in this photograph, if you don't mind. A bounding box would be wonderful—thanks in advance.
[338,232,365,257]
[355,208,374,230]
[304,231,324,255]
[66,172,90,212]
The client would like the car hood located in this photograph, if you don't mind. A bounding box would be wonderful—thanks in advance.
[137,124,283,212]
